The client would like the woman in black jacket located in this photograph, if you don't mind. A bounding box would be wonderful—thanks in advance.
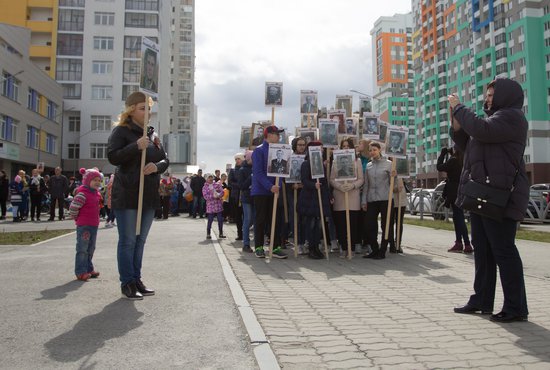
[436,147,472,253]
[449,77,529,323]
[107,92,169,300]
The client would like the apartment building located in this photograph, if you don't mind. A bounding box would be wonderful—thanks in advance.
[411,0,550,187]
[1,23,63,177]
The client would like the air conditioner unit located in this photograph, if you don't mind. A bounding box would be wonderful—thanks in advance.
[46,42,51,46]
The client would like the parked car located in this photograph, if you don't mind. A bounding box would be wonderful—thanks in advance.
[525,188,549,220]
[407,181,447,220]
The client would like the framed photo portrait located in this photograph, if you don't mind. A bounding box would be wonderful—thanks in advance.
[328,109,346,134]
[378,122,388,143]
[277,127,288,144]
[333,149,357,181]
[318,119,339,148]
[385,127,408,158]
[267,143,292,177]
[335,95,352,117]
[36,162,45,173]
[359,97,372,114]
[140,37,160,96]
[301,113,317,128]
[300,90,318,114]
[338,135,358,148]
[308,145,325,179]
[240,126,252,148]
[265,82,283,106]
[362,113,379,139]
[344,117,358,136]
[296,127,318,145]
[287,154,306,183]
[250,122,270,148]
[395,157,410,178]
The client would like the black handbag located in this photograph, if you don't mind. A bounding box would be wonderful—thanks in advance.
[461,179,513,222]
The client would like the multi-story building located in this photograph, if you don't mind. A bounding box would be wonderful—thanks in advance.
[370,13,416,176]
[411,0,550,187]
[164,0,197,174]
[1,23,63,177]
[0,0,58,79]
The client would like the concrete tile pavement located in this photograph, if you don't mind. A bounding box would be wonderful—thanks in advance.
[217,220,550,369]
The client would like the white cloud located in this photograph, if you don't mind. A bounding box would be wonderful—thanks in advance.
[195,0,412,173]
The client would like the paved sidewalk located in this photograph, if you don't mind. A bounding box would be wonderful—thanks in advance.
[218,221,550,369]
[1,216,550,369]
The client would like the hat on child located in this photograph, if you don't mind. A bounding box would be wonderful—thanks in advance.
[80,167,102,187]
[14,175,22,183]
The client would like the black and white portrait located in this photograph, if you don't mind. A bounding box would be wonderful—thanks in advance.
[335,95,352,118]
[396,157,410,178]
[287,154,306,183]
[301,113,317,128]
[140,37,159,96]
[385,128,408,158]
[319,119,338,148]
[251,122,270,147]
[240,126,252,148]
[308,146,325,179]
[328,109,346,134]
[300,90,318,114]
[265,82,283,106]
[359,98,372,114]
[296,128,318,144]
[345,118,358,136]
[267,143,292,177]
[378,123,388,143]
[333,149,356,181]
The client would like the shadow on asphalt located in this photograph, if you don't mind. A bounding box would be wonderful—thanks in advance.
[35,280,85,301]
[500,321,550,362]
[44,300,143,363]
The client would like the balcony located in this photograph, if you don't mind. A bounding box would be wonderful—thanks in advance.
[30,45,52,58]
[26,20,54,33]
[28,0,54,7]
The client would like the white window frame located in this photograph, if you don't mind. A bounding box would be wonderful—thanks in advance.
[92,61,113,74]
[91,115,111,131]
[93,37,114,50]
[91,85,113,100]
[94,12,115,25]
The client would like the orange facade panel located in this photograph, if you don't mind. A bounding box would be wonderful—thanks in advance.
[443,4,457,40]
[421,1,437,61]
[376,32,408,85]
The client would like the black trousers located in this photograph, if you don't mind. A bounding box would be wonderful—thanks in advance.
[333,210,360,251]
[30,193,42,219]
[365,200,391,253]
[231,198,243,238]
[467,214,528,316]
[50,196,65,219]
[253,194,281,249]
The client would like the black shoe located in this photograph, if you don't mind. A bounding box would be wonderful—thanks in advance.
[389,247,397,254]
[242,245,253,253]
[397,248,403,254]
[206,234,212,239]
[235,236,243,241]
[135,279,155,296]
[454,304,492,315]
[363,251,378,259]
[490,311,527,323]
[219,233,227,239]
[308,250,323,259]
[373,253,386,259]
[48,217,54,221]
[121,281,144,300]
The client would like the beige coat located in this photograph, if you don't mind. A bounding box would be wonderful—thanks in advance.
[392,178,408,208]
[330,159,364,211]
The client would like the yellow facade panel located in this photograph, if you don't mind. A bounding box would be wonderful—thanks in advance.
[26,20,54,33]
[29,45,52,57]
[28,0,54,7]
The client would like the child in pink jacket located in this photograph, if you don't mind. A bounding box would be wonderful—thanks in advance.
[69,168,102,281]
[202,174,226,239]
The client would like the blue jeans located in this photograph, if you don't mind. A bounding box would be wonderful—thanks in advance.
[207,212,224,234]
[192,196,205,217]
[242,202,255,247]
[75,225,98,275]
[451,204,470,244]
[467,214,528,317]
[303,215,321,248]
[115,208,155,286]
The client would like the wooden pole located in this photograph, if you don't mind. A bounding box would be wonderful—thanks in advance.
[316,179,329,260]
[307,114,311,129]
[282,181,288,223]
[326,148,332,185]
[396,191,402,252]
[136,94,149,235]
[293,187,298,258]
[268,176,279,259]
[384,159,396,241]
[271,106,275,125]
[345,189,352,260]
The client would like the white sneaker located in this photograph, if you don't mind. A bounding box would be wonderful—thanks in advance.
[298,244,307,255]
[355,244,362,254]
[330,240,339,253]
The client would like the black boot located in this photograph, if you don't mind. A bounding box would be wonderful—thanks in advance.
[314,245,325,259]
[308,246,323,259]
[121,281,144,300]
[374,242,387,259]
[135,278,155,296]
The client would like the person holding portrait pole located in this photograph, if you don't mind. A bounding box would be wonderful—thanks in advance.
[107,92,169,300]
[449,77,529,323]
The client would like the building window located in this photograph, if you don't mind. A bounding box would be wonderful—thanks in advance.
[91,85,112,100]
[122,85,139,100]
[125,13,159,28]
[91,115,112,131]
[68,143,80,159]
[63,83,82,99]
[26,126,39,149]
[46,134,57,154]
[90,143,108,159]
[124,36,142,58]
[59,0,85,6]
[56,59,82,81]
[0,115,18,142]
[94,12,115,25]
[1,72,19,101]
[68,116,80,132]
[57,34,83,56]
[27,89,40,112]
[92,61,113,74]
[47,101,58,121]
[125,0,159,11]
[58,9,85,31]
[123,60,140,83]
[93,37,114,50]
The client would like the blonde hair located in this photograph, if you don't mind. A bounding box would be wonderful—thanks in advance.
[115,95,153,128]
[358,139,371,156]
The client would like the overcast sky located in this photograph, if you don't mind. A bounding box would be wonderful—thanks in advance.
[194,0,412,173]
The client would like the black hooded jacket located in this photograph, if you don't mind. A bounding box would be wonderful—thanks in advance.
[451,77,529,221]
[108,121,169,209]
